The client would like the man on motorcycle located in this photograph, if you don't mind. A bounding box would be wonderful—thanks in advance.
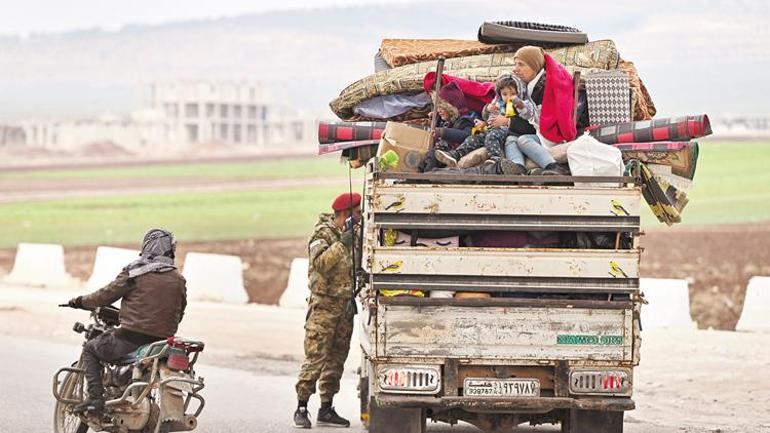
[67,228,187,415]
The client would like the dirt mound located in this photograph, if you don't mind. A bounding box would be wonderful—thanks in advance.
[75,141,134,157]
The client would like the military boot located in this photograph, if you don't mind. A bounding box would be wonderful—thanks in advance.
[317,406,350,428]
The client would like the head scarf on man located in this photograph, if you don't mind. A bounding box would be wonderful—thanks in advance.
[125,228,177,278]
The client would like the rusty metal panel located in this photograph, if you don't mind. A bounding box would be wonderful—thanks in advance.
[372,184,640,217]
[371,248,639,279]
[378,304,633,361]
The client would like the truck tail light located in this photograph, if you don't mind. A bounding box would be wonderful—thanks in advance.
[569,369,631,396]
[377,365,441,394]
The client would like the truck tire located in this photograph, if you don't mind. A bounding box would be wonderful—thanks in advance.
[368,397,426,433]
[359,375,370,429]
[562,409,623,433]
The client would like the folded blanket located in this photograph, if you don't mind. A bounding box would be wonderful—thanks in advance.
[540,53,577,143]
[636,161,689,226]
[613,141,699,180]
[353,93,431,119]
[590,115,712,144]
[422,72,496,114]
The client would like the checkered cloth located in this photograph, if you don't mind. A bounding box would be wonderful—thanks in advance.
[590,115,711,144]
[585,71,631,126]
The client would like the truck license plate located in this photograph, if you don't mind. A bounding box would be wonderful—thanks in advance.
[463,378,540,397]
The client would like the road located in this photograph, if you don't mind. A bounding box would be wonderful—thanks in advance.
[1,285,770,433]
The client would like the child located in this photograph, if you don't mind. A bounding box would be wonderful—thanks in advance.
[433,82,479,147]
[435,74,536,173]
[420,82,480,171]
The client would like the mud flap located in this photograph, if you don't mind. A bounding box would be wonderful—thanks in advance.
[563,409,623,433]
[158,366,188,423]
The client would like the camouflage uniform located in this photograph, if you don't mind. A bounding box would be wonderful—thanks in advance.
[295,213,356,403]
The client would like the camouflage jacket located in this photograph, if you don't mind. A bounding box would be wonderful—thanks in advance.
[308,213,354,299]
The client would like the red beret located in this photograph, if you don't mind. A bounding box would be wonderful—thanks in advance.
[332,192,361,212]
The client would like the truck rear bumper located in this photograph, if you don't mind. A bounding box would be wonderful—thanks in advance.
[375,395,634,413]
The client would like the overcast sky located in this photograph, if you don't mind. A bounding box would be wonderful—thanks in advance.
[1,0,421,35]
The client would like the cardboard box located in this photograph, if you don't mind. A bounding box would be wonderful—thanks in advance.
[376,121,431,173]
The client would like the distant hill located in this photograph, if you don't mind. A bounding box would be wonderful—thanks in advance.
[0,1,767,122]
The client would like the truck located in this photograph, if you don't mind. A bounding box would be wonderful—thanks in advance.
[356,164,643,433]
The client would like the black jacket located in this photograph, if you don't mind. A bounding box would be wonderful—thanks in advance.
[439,112,479,146]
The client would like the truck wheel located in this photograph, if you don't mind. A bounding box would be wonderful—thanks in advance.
[368,397,426,433]
[562,409,623,433]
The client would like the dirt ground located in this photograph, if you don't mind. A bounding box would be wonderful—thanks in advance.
[1,222,768,330]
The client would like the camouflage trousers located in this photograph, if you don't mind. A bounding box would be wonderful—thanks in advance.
[295,294,355,403]
[455,127,510,160]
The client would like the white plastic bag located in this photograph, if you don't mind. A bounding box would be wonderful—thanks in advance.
[566,135,624,188]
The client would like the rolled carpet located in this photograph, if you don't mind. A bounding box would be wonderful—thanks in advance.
[590,115,711,145]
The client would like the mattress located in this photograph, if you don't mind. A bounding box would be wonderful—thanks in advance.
[330,40,621,121]
[380,39,522,68]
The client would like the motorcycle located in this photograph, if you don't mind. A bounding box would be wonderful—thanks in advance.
[53,304,206,433]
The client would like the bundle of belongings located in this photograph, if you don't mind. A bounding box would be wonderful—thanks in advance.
[320,21,711,228]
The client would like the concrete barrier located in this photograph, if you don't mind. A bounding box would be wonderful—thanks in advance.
[640,278,697,330]
[182,252,248,303]
[735,276,770,333]
[86,246,140,290]
[278,258,309,309]
[4,243,78,287]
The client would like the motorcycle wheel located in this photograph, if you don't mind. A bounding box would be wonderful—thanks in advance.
[53,370,89,433]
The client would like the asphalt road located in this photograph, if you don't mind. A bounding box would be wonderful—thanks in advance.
[1,335,494,433]
[2,332,766,433]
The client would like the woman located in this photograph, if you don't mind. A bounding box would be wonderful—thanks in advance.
[505,45,582,175]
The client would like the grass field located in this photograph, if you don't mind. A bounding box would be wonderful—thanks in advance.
[0,154,346,180]
[1,141,768,248]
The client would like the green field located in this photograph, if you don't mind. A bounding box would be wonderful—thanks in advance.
[1,141,768,248]
[0,154,346,180]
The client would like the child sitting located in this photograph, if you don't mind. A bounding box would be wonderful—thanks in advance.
[420,82,480,171]
[434,74,536,173]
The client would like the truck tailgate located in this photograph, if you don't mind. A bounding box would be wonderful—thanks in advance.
[376,299,634,362]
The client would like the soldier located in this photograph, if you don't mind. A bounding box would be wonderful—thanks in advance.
[293,192,361,429]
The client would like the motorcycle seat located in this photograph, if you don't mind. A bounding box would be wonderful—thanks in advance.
[111,342,166,365]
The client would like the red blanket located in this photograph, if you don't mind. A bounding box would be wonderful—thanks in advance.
[540,53,577,143]
[423,72,496,114]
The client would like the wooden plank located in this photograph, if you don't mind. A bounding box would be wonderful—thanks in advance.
[372,184,641,217]
[379,304,633,361]
[371,248,639,279]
